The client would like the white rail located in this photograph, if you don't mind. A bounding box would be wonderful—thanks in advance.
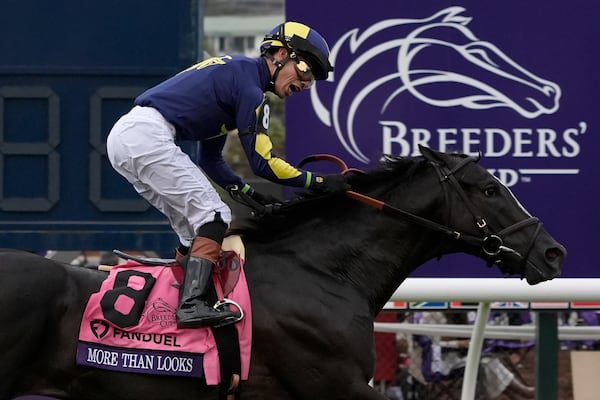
[389,277,599,302]
[373,322,600,340]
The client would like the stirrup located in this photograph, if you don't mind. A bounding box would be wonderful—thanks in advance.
[212,299,244,328]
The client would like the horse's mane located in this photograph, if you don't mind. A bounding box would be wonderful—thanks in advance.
[229,155,428,242]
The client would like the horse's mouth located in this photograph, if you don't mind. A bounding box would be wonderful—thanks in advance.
[525,267,559,285]
[524,246,566,285]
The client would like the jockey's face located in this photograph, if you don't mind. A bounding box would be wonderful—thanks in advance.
[270,48,314,98]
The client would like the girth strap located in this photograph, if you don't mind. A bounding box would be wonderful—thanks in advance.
[205,282,241,400]
[211,324,241,400]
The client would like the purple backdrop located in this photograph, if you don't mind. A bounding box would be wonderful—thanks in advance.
[285,0,596,278]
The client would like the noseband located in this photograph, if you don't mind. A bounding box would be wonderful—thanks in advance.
[300,154,543,275]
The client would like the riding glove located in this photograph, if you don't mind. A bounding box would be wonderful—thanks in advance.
[311,174,351,194]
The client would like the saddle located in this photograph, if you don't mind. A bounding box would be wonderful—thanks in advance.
[113,234,246,300]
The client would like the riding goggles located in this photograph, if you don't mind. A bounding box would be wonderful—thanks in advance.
[295,59,315,87]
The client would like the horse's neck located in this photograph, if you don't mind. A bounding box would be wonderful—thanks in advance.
[281,204,443,315]
[340,220,442,312]
[245,168,448,315]
[338,172,451,311]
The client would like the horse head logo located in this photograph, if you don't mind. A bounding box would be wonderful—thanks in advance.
[311,6,562,163]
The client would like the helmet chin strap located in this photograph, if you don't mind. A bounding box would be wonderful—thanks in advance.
[264,51,294,92]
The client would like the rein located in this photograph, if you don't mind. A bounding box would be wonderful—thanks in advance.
[296,154,542,272]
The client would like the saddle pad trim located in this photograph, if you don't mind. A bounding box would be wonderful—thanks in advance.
[76,341,204,378]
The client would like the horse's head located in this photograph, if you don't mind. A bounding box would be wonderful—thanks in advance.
[419,145,565,284]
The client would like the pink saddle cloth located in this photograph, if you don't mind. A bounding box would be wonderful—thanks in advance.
[77,256,252,385]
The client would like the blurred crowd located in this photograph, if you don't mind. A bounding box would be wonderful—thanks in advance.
[372,310,599,400]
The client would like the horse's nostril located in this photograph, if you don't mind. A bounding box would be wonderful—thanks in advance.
[546,247,563,261]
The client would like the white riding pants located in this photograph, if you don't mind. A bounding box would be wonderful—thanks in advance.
[106,106,232,247]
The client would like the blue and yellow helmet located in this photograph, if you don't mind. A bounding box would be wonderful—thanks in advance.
[260,21,334,81]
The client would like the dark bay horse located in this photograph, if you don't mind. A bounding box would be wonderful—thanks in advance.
[0,147,565,400]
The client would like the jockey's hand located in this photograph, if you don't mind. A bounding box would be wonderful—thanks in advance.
[311,174,351,194]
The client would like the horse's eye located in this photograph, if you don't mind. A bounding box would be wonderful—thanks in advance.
[484,187,496,197]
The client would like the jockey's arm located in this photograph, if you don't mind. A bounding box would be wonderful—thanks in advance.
[237,95,314,189]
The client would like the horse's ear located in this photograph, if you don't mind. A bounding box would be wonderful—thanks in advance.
[418,145,444,163]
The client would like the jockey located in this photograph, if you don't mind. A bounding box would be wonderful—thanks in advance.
[106,21,349,329]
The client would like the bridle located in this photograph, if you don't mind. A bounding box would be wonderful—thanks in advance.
[297,154,543,274]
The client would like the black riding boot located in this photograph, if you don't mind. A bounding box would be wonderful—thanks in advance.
[176,218,240,328]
